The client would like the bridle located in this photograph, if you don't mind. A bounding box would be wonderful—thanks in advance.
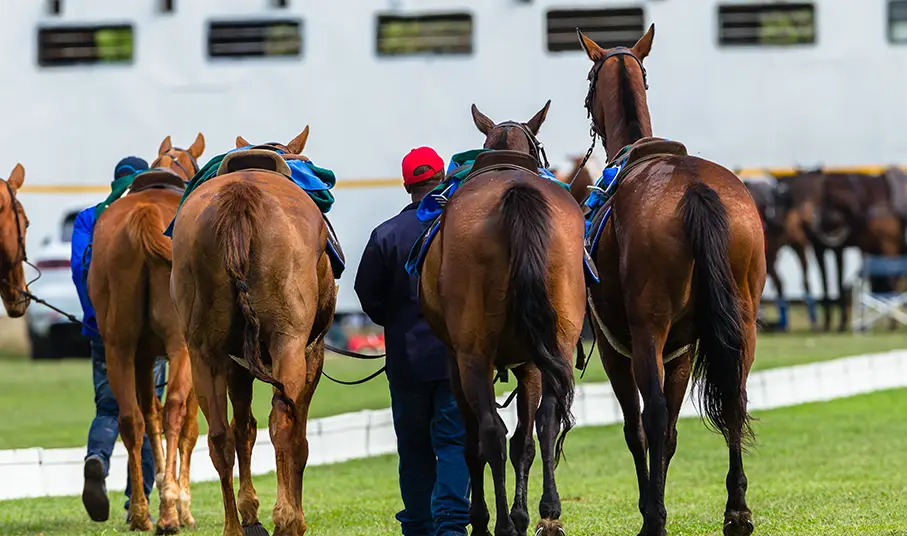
[490,121,550,169]
[151,147,200,181]
[571,46,649,184]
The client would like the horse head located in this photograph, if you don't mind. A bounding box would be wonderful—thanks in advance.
[151,133,206,181]
[470,101,551,168]
[0,163,30,317]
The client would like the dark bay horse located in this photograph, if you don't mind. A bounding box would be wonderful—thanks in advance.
[88,134,205,533]
[419,102,586,536]
[577,26,765,536]
[170,127,337,536]
[786,167,907,331]
[0,163,30,317]
[742,172,817,331]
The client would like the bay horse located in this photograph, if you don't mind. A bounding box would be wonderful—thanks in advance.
[742,172,817,331]
[576,26,765,536]
[170,127,337,536]
[0,163,30,317]
[88,133,205,533]
[787,167,907,331]
[419,102,586,536]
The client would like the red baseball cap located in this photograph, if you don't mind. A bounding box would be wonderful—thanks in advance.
[402,147,444,186]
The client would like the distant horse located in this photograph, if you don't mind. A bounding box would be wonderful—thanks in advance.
[577,26,765,536]
[419,102,586,536]
[88,134,205,533]
[786,167,907,331]
[0,163,30,317]
[170,127,337,536]
[742,172,818,331]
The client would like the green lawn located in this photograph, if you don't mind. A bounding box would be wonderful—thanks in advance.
[1,303,905,450]
[1,388,905,535]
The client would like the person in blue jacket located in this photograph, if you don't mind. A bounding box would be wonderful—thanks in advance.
[71,156,166,523]
[354,147,470,536]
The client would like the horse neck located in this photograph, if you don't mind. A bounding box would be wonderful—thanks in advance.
[598,68,653,158]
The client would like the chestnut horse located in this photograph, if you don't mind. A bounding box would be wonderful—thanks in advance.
[576,26,765,536]
[0,163,30,317]
[420,102,585,536]
[170,127,336,536]
[88,134,205,533]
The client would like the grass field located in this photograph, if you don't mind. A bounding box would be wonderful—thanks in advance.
[1,388,905,535]
[1,306,905,450]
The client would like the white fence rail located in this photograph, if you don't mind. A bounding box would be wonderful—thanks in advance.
[2,350,906,501]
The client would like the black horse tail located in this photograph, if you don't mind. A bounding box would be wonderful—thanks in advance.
[681,181,753,448]
[500,181,575,465]
[214,181,292,406]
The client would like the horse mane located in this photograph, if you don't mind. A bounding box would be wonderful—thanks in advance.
[618,55,643,142]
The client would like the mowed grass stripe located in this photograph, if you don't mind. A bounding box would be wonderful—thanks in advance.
[1,388,905,535]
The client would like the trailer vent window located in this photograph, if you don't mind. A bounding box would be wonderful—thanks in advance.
[889,1,907,43]
[376,13,473,56]
[37,24,134,67]
[717,3,816,46]
[207,19,302,59]
[546,7,645,52]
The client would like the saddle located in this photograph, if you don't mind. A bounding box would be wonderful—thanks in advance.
[620,137,688,170]
[127,169,186,195]
[466,150,540,181]
[216,148,293,178]
[214,145,346,277]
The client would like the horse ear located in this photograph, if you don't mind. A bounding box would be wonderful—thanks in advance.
[471,104,495,135]
[158,135,173,155]
[577,29,605,62]
[188,132,205,158]
[235,135,251,148]
[632,23,655,60]
[288,125,310,154]
[8,163,24,190]
[526,100,551,135]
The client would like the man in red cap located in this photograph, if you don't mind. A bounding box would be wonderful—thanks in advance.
[355,147,469,536]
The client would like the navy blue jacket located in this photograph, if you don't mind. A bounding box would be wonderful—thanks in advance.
[354,202,449,387]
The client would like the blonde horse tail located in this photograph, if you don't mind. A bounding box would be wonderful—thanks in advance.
[213,181,292,405]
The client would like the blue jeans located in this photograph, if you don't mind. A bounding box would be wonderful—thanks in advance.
[86,339,166,510]
[390,380,470,536]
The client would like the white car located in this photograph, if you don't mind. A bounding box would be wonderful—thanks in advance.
[24,210,91,359]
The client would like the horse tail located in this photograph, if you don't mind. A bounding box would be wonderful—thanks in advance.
[499,181,574,466]
[125,203,172,265]
[213,181,291,403]
[680,181,753,448]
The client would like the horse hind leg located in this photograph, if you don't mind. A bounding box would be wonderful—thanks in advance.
[191,353,243,536]
[722,317,756,536]
[229,366,263,530]
[450,359,491,536]
[597,336,648,518]
[508,364,541,535]
[106,341,154,532]
[177,389,199,528]
[269,333,322,536]
[457,354,516,536]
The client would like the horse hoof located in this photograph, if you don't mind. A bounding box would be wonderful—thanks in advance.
[243,522,271,536]
[724,511,754,536]
[179,514,196,529]
[535,518,565,536]
[155,521,180,535]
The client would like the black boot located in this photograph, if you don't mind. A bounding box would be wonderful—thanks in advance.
[82,455,110,522]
